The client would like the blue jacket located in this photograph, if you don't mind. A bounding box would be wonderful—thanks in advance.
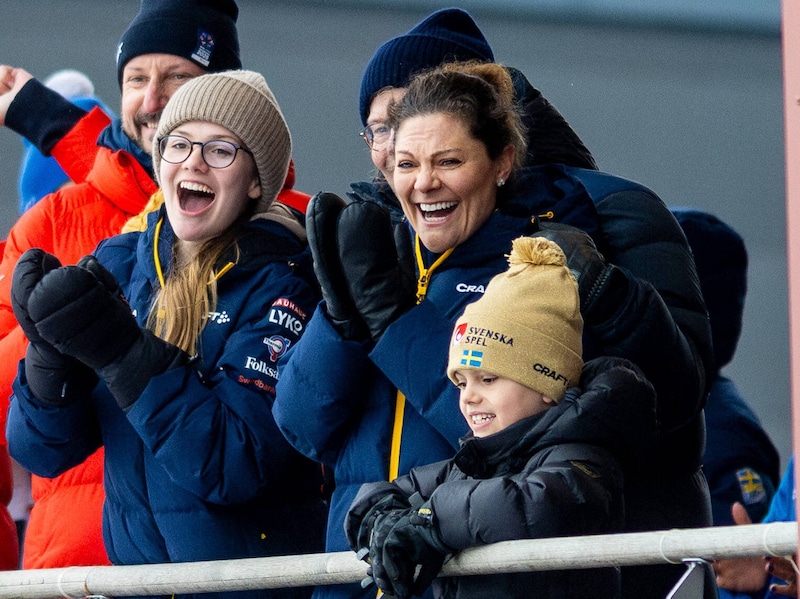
[8,209,326,599]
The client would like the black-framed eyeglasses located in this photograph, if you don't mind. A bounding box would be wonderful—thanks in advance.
[359,122,393,150]
[158,135,254,169]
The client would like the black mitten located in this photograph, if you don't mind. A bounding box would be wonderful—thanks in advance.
[377,502,450,599]
[11,249,97,405]
[27,255,188,410]
[534,222,631,324]
[336,200,417,341]
[306,192,369,340]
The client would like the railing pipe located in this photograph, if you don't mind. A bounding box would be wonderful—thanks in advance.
[0,523,794,598]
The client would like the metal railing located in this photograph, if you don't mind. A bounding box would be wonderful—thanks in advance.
[0,522,795,598]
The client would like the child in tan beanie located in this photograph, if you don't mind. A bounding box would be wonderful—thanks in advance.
[345,236,658,599]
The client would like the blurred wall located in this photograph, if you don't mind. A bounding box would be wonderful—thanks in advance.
[0,1,788,465]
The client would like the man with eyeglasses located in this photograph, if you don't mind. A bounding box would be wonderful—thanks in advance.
[0,0,307,573]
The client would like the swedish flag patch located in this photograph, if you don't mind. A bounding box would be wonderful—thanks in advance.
[459,349,483,368]
[737,468,767,506]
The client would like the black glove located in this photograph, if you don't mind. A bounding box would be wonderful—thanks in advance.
[533,222,630,324]
[26,255,188,410]
[336,200,416,341]
[374,502,450,599]
[345,485,412,557]
[11,249,97,405]
[306,192,369,340]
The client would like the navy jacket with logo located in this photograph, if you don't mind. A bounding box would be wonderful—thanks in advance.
[8,208,326,599]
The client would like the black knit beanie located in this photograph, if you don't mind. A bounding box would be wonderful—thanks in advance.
[116,0,241,86]
[358,7,494,126]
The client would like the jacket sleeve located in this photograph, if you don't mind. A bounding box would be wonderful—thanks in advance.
[428,444,622,551]
[7,363,102,478]
[5,79,88,156]
[589,188,713,433]
[124,265,321,505]
[49,107,111,184]
[273,305,378,466]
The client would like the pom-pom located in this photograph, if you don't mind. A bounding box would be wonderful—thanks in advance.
[508,236,567,268]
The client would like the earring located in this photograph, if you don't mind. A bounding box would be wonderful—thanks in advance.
[497,178,505,188]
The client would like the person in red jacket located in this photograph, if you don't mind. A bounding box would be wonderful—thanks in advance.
[0,0,310,570]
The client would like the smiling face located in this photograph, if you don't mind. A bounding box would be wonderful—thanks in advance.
[392,112,514,254]
[455,369,554,437]
[160,120,260,259]
[120,54,207,153]
[365,87,406,185]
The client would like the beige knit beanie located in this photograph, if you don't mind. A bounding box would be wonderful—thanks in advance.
[447,236,584,402]
[153,69,291,213]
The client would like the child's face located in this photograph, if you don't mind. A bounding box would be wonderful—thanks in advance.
[455,369,555,437]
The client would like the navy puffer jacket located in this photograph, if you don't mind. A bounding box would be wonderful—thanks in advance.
[8,208,327,599]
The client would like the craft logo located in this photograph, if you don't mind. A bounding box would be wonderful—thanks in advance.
[533,363,568,386]
[191,29,215,67]
[208,310,231,325]
[458,349,483,368]
[452,322,468,346]
[456,283,485,294]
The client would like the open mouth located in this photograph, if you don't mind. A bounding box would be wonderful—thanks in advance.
[178,181,215,214]
[419,201,457,222]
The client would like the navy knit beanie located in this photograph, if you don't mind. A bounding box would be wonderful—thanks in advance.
[116,0,241,86]
[672,208,748,371]
[359,7,494,125]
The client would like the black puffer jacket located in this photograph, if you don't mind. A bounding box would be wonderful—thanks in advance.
[350,357,658,599]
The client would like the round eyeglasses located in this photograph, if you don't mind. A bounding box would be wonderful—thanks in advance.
[158,135,254,169]
[359,122,393,150]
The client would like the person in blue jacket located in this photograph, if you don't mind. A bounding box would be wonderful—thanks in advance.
[7,70,326,599]
[274,56,712,599]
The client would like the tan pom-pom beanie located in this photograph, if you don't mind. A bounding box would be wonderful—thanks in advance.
[153,69,291,214]
[447,236,584,402]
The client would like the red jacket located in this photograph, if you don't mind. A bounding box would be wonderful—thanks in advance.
[0,133,156,568]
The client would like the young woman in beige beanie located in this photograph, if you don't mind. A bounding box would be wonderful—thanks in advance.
[7,70,325,599]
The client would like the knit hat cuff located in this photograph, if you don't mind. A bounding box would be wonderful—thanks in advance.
[116,1,241,86]
[447,315,583,402]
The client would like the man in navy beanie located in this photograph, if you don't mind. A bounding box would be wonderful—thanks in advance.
[0,0,253,572]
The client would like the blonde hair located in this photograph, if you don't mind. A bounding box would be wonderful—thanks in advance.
[146,227,240,355]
